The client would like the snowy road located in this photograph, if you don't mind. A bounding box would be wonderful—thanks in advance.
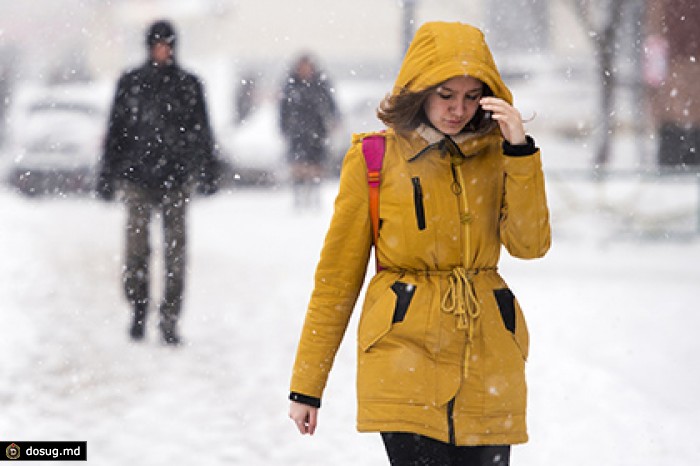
[1,183,699,465]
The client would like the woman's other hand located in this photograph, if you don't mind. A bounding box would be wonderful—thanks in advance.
[289,401,318,435]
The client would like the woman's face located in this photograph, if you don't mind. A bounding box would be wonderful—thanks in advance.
[423,76,484,135]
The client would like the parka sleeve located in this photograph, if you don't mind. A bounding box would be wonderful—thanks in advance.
[499,148,551,259]
[95,74,133,198]
[290,143,373,400]
[98,75,131,182]
[189,78,219,191]
[192,78,216,160]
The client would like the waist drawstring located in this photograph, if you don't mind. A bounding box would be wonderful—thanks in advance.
[440,266,489,379]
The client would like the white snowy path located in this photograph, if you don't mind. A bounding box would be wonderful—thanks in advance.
[1,182,699,465]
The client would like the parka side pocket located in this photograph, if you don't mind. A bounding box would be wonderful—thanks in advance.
[391,281,416,323]
[493,288,516,333]
[358,286,398,352]
[493,287,529,360]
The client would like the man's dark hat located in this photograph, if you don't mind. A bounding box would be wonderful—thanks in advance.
[146,20,177,47]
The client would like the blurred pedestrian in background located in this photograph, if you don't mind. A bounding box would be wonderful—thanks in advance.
[96,19,219,345]
[234,72,258,125]
[278,53,339,209]
[644,0,700,167]
[288,21,550,465]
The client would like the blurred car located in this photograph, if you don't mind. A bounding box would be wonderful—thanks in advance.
[3,81,111,196]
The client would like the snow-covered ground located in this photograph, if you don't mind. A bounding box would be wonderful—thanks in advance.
[1,151,699,465]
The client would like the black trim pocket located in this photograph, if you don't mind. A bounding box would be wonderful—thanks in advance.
[493,288,516,333]
[391,281,416,323]
[411,177,426,231]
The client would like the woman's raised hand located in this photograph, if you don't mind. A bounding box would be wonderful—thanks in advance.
[479,96,527,146]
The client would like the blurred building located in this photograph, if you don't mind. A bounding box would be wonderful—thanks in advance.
[0,0,599,138]
[0,0,595,81]
[644,0,700,167]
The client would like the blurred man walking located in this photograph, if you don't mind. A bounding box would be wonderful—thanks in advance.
[96,20,218,345]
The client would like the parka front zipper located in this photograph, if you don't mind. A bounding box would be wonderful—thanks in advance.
[411,177,426,230]
[449,158,471,266]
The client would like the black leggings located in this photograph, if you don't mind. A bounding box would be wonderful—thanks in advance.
[381,432,510,466]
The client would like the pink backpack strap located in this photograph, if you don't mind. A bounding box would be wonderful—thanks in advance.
[361,134,386,272]
[362,135,385,184]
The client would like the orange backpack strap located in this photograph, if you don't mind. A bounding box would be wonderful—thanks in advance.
[361,134,386,272]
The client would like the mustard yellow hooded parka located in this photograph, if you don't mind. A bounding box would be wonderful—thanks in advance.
[290,22,551,446]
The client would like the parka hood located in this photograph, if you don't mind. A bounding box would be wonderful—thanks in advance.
[393,21,512,105]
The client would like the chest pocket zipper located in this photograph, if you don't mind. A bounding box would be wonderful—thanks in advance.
[411,177,426,231]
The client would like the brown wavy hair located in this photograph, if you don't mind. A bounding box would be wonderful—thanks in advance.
[377,82,493,135]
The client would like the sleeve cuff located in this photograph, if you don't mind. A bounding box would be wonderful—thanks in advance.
[289,392,321,408]
[502,135,538,157]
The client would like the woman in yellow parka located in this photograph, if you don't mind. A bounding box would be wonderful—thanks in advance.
[289,21,550,465]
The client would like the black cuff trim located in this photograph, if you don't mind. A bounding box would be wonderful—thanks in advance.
[503,135,537,157]
[289,392,321,408]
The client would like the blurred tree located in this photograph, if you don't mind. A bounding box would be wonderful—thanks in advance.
[234,73,257,125]
[401,0,417,56]
[0,45,17,146]
[566,0,638,167]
